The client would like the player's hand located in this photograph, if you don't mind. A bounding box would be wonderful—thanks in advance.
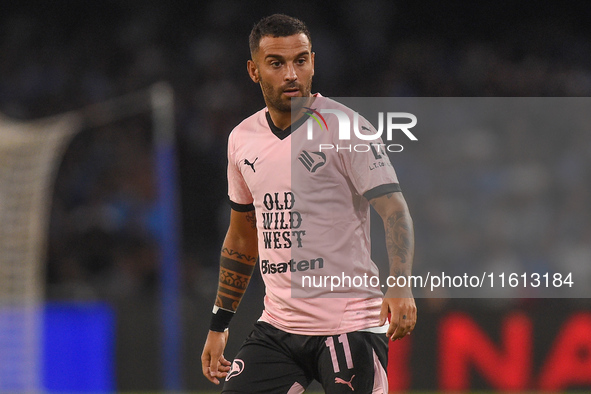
[201,329,231,384]
[380,287,417,341]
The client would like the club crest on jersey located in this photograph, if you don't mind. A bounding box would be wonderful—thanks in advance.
[298,150,326,173]
[225,358,245,381]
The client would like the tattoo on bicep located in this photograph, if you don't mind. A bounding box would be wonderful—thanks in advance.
[385,211,413,265]
[222,248,256,263]
[370,193,395,209]
[246,210,256,229]
[215,256,255,311]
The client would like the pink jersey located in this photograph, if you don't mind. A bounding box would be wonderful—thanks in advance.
[227,94,400,335]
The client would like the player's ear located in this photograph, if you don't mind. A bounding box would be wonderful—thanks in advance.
[247,60,259,83]
[311,51,315,76]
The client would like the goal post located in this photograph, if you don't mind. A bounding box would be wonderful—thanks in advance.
[151,82,182,391]
[0,82,182,392]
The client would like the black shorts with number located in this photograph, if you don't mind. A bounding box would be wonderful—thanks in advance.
[222,321,389,394]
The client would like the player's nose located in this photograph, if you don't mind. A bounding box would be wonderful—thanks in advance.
[284,63,297,81]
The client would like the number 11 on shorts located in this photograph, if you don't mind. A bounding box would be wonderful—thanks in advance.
[325,334,354,373]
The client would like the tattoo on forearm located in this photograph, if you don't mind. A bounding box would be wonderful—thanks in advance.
[221,248,257,263]
[392,267,405,278]
[246,210,256,229]
[385,211,413,266]
[215,256,256,311]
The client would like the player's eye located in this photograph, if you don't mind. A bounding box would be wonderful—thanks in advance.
[296,58,306,65]
[270,61,281,68]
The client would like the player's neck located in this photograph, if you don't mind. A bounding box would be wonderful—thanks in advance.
[267,96,315,130]
[266,108,292,130]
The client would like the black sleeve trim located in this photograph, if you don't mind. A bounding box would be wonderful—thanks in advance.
[228,197,255,212]
[363,183,402,201]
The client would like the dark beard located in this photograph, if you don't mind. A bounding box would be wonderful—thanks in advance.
[260,77,313,113]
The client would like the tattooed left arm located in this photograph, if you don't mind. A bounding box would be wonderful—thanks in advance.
[370,191,417,341]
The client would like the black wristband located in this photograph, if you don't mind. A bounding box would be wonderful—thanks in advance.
[210,307,235,332]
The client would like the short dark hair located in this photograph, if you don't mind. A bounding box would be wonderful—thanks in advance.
[249,14,311,56]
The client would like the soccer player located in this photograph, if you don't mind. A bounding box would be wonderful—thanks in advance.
[201,14,416,394]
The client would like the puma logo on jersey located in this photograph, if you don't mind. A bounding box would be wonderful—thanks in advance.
[225,359,245,381]
[244,157,258,172]
[298,150,326,173]
[335,375,355,391]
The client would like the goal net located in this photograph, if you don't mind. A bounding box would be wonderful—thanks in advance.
[0,112,81,392]
[0,82,179,392]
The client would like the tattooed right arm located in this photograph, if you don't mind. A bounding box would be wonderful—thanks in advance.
[202,208,258,385]
[215,209,258,312]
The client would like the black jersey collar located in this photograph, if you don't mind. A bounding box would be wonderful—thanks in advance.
[265,110,312,141]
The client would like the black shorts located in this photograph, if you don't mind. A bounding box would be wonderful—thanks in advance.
[222,321,389,394]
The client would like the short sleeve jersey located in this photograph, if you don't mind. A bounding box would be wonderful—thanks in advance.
[227,94,400,335]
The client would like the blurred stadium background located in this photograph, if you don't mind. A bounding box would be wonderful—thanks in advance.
[1,0,590,392]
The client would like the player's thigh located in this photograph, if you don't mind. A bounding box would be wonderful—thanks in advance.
[222,324,310,394]
[317,332,388,394]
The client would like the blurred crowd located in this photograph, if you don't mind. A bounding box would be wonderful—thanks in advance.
[1,1,590,303]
